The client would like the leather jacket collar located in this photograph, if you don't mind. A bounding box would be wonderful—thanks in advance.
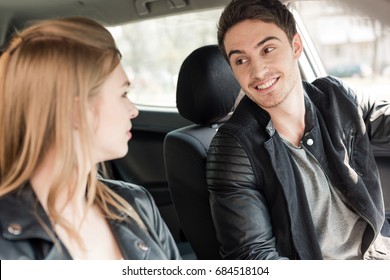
[0,180,181,260]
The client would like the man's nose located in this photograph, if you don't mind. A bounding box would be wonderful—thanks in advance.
[250,59,268,80]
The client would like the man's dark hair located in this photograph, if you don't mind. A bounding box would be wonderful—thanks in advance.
[217,0,297,61]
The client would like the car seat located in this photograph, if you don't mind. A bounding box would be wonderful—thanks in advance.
[163,45,241,259]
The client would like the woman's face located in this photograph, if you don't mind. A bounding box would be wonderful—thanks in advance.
[91,63,138,163]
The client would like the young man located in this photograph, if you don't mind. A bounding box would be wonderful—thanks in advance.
[206,0,390,259]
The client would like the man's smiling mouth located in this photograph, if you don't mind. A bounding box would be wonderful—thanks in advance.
[255,77,279,90]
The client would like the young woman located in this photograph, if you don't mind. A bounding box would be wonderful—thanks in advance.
[0,17,181,260]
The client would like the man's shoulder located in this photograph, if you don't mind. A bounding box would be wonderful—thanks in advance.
[219,96,268,136]
[305,76,355,101]
[311,75,343,86]
[304,76,360,119]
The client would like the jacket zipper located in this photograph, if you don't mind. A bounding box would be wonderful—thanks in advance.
[347,130,362,176]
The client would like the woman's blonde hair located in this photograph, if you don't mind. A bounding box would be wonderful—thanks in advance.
[0,17,145,245]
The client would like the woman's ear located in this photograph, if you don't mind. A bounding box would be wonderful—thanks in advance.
[74,96,99,131]
[73,97,80,129]
[292,33,303,58]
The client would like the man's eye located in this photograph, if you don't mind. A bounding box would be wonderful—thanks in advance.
[235,58,248,65]
[122,90,129,98]
[263,47,275,55]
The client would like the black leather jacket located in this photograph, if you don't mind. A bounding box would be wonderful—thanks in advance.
[206,76,390,260]
[0,177,181,260]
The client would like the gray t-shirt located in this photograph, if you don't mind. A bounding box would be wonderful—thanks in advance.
[283,139,366,259]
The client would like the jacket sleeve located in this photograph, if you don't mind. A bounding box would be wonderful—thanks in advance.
[103,178,182,260]
[358,91,390,145]
[139,187,182,260]
[332,76,390,145]
[206,132,287,260]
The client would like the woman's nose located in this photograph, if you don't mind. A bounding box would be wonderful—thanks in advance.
[128,100,139,119]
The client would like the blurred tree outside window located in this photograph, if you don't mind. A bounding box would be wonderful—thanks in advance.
[109,9,221,108]
[293,1,390,100]
[110,1,389,108]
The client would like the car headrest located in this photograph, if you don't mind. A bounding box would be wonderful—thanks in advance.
[176,45,241,125]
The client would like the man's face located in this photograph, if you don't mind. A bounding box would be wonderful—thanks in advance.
[224,19,303,110]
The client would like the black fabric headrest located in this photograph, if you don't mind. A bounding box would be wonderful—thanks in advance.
[176,45,241,125]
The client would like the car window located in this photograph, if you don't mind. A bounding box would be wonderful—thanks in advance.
[292,0,390,100]
[108,9,222,108]
[110,1,390,108]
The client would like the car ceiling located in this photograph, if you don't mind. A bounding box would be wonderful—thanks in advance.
[1,0,388,23]
[0,0,230,30]
[0,0,231,47]
[1,0,389,48]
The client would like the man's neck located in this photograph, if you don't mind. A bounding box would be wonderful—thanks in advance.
[267,90,306,147]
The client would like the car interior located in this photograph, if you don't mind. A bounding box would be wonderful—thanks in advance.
[1,0,389,260]
[164,44,241,259]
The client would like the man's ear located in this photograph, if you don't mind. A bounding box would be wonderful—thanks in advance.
[292,33,303,58]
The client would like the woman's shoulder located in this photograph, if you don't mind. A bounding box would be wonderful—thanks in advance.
[99,176,147,194]
[98,176,155,214]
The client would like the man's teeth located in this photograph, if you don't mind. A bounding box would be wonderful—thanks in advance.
[256,79,276,90]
